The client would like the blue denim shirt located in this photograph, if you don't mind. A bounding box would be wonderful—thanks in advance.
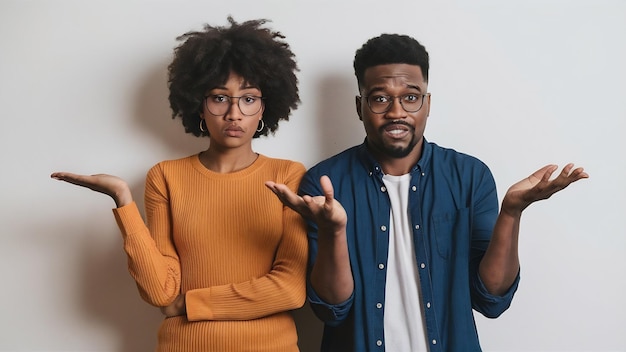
[299,140,520,352]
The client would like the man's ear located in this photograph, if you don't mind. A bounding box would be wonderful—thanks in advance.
[355,95,363,121]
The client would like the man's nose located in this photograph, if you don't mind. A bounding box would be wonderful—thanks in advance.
[385,97,407,118]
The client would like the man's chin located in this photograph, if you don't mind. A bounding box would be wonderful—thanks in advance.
[384,144,415,158]
[366,138,418,159]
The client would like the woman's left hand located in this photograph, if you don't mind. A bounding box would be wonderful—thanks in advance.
[160,294,186,317]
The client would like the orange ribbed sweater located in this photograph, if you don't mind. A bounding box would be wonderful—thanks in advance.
[112,154,308,352]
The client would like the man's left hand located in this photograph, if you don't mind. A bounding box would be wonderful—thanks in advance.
[502,163,589,216]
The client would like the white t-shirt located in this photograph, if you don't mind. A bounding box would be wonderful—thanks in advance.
[382,174,429,351]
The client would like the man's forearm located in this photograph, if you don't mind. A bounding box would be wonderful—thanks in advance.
[479,210,521,296]
[310,228,354,304]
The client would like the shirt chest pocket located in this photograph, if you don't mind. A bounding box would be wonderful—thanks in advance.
[431,207,470,259]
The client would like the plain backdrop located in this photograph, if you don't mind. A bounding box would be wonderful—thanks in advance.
[1,1,624,351]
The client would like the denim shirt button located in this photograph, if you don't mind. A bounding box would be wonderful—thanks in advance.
[415,224,420,230]
[380,186,387,192]
[420,263,426,269]
[412,185,417,191]
[432,339,437,345]
[376,302,383,309]
[376,340,383,347]
[378,263,385,269]
[380,225,387,232]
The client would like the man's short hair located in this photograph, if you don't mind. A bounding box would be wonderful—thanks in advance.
[353,34,430,89]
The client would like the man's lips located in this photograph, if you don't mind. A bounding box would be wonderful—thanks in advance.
[381,122,413,138]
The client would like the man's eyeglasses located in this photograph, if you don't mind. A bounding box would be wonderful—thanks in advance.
[204,94,264,116]
[361,93,430,114]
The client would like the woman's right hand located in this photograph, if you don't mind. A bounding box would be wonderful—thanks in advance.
[50,172,133,208]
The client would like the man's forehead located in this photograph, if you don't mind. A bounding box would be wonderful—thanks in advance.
[363,63,427,90]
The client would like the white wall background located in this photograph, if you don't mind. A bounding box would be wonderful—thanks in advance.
[1,1,624,351]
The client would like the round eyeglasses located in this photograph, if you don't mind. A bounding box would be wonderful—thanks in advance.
[362,93,430,114]
[204,94,265,116]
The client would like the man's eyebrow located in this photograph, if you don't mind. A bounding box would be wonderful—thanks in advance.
[406,84,423,92]
[365,86,385,95]
[366,84,423,95]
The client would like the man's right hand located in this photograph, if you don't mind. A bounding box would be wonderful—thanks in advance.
[265,175,347,233]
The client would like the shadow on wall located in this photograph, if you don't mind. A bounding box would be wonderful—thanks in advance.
[131,59,207,158]
[77,209,162,352]
[292,71,365,352]
[68,61,199,352]
[314,71,365,161]
[70,177,161,352]
[294,304,324,352]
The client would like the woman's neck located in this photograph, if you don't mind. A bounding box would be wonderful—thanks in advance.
[199,147,259,173]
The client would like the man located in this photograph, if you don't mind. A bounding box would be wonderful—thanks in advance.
[266,34,587,351]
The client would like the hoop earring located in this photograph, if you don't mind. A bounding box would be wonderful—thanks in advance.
[199,118,207,132]
[256,119,265,133]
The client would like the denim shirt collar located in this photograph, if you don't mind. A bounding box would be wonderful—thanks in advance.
[356,137,432,178]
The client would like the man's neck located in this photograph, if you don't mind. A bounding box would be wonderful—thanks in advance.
[370,140,423,176]
[379,157,419,176]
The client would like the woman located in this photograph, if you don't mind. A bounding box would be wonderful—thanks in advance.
[52,17,307,351]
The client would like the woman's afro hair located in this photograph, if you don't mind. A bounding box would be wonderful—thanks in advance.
[168,16,300,138]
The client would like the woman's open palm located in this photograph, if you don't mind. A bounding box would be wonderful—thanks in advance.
[51,172,132,207]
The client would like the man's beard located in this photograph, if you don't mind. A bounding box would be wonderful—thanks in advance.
[383,135,418,158]
[378,121,419,158]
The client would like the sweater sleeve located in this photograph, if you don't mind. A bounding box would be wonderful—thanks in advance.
[112,164,181,307]
[185,162,308,321]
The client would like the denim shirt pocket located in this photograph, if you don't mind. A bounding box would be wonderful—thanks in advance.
[432,207,470,259]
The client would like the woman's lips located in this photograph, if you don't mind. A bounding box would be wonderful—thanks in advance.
[224,125,244,137]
